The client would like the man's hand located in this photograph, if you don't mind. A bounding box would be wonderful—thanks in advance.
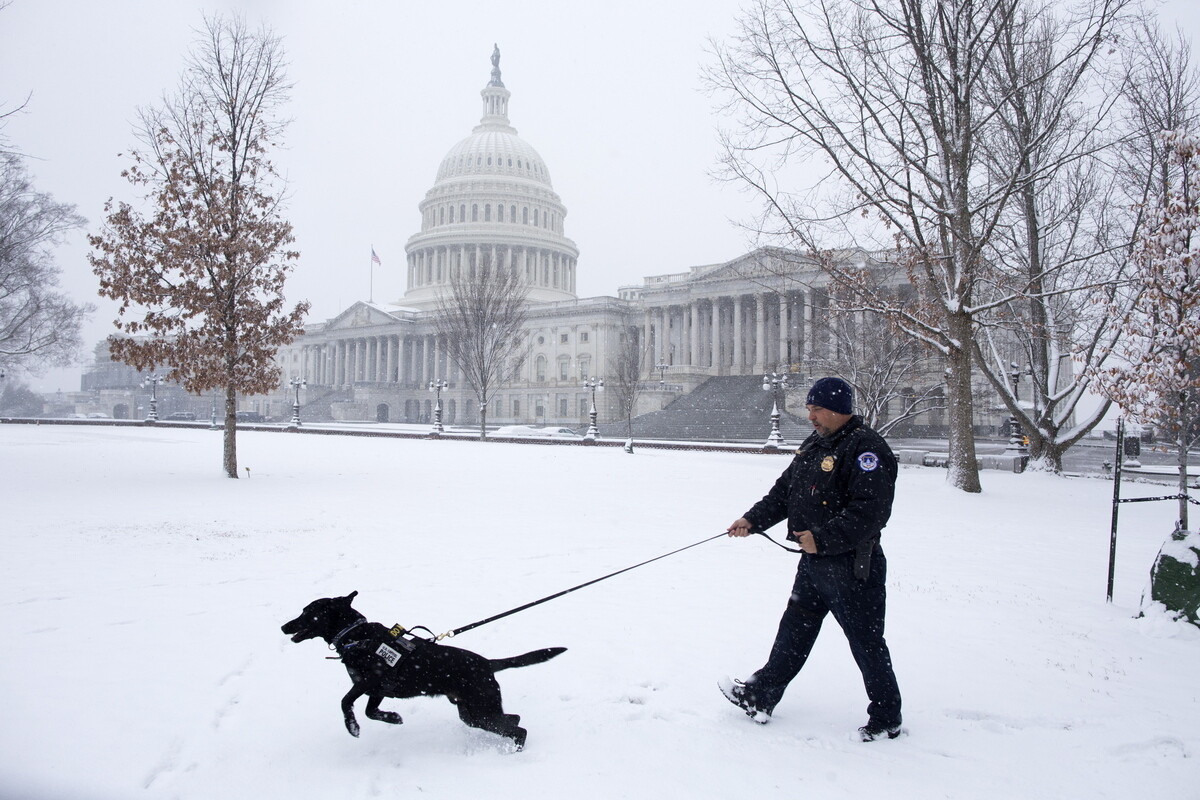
[727,518,753,538]
[795,530,818,553]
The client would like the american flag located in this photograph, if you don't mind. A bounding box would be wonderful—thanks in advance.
[371,247,381,266]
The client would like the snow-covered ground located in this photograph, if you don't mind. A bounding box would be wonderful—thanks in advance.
[2,424,1195,799]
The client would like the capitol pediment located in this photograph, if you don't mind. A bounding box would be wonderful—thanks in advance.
[689,248,818,285]
[324,302,407,331]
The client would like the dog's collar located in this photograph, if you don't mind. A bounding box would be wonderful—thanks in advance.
[329,620,367,651]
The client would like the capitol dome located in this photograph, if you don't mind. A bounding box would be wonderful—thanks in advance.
[402,46,579,308]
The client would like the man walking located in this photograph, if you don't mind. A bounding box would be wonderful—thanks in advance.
[721,376,903,741]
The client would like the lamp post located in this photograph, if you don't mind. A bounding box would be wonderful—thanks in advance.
[583,376,604,442]
[428,379,448,436]
[140,374,162,422]
[289,377,306,427]
[762,372,789,451]
[1005,362,1027,455]
[209,392,218,430]
[656,361,670,387]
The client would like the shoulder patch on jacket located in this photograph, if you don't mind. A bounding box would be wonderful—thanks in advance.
[857,452,879,472]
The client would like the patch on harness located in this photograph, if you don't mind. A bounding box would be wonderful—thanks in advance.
[858,452,879,472]
[375,642,403,667]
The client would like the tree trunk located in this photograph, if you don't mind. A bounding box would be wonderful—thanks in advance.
[223,384,238,479]
[945,313,982,493]
[1179,430,1191,531]
[1028,437,1067,474]
[478,400,487,441]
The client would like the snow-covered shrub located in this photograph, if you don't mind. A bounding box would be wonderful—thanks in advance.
[1148,529,1200,627]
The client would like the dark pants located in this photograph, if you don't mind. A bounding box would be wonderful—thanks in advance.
[748,548,902,727]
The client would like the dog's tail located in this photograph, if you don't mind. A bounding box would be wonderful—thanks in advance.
[489,647,567,672]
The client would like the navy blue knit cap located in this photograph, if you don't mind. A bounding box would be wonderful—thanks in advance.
[806,377,854,415]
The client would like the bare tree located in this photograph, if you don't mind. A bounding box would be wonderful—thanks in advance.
[434,254,530,440]
[89,15,308,478]
[808,291,946,437]
[1093,130,1200,531]
[710,0,1131,492]
[966,2,1152,472]
[0,152,92,376]
[606,319,647,449]
[1118,17,1200,215]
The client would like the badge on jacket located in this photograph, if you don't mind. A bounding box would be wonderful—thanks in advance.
[858,452,879,472]
[821,455,836,472]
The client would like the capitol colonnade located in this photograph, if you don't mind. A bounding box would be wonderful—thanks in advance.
[295,331,465,390]
[406,243,577,297]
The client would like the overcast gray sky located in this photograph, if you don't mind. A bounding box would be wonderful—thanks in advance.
[3,0,1198,393]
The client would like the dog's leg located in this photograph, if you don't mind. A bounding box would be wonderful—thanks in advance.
[341,685,366,737]
[365,695,403,725]
[457,703,528,750]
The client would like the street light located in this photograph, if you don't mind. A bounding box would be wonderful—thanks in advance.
[583,376,604,442]
[428,379,448,436]
[289,377,306,427]
[762,372,789,451]
[1005,362,1028,456]
[140,374,162,422]
[656,361,670,387]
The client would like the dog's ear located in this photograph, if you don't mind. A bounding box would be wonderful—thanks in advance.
[344,590,358,604]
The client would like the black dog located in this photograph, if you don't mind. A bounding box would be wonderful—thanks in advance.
[281,591,565,750]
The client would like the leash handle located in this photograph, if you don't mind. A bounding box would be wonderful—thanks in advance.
[755,530,804,553]
[440,532,730,639]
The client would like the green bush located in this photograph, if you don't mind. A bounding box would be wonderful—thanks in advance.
[1149,529,1200,627]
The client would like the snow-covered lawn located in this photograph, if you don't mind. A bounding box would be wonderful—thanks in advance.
[2,424,1195,799]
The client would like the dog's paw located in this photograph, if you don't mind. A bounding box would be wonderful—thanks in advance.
[368,711,403,725]
[345,717,361,738]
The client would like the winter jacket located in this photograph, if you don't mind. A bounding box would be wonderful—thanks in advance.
[742,416,897,556]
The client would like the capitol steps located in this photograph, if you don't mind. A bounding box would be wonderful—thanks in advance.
[599,375,810,445]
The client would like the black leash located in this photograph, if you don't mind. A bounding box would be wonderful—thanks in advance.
[755,530,803,553]
[435,529,804,640]
[437,531,732,640]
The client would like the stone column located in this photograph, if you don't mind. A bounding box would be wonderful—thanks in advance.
[778,293,789,371]
[802,290,814,362]
[733,295,744,373]
[710,299,720,372]
[663,306,673,366]
[755,294,766,373]
[689,302,700,368]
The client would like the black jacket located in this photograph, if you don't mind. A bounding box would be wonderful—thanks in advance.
[742,416,897,556]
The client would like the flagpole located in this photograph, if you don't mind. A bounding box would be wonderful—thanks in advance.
[369,245,374,303]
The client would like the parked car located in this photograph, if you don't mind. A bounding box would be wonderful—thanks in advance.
[235,411,266,423]
[164,411,197,421]
[86,412,110,419]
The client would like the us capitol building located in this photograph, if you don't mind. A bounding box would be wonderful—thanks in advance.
[82,48,974,435]
[262,47,905,430]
